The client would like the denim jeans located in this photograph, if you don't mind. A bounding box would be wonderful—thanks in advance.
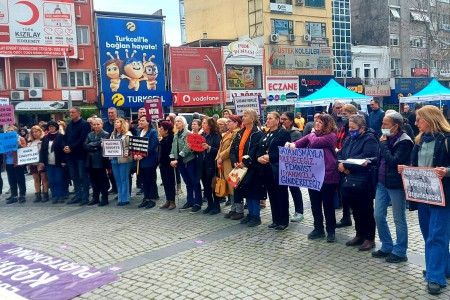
[46,165,66,200]
[111,162,132,203]
[418,203,450,286]
[66,159,89,201]
[374,183,408,257]
[177,158,202,207]
[246,198,260,217]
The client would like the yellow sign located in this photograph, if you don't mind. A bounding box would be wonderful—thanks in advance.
[112,93,125,106]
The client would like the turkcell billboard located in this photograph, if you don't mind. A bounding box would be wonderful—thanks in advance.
[96,16,170,107]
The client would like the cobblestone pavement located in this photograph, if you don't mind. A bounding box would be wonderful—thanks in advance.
[0,172,449,299]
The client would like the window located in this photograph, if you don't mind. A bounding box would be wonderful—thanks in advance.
[305,0,325,8]
[306,22,326,37]
[410,10,431,22]
[271,19,293,35]
[390,7,400,20]
[374,68,378,78]
[355,68,360,78]
[58,71,92,88]
[391,58,400,70]
[411,59,427,68]
[76,26,90,45]
[439,14,450,30]
[410,36,426,48]
[430,60,437,68]
[15,70,46,89]
[390,34,399,46]
[364,69,371,78]
[0,70,4,89]
[270,0,292,3]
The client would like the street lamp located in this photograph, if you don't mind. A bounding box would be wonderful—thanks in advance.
[64,46,73,109]
[204,52,233,110]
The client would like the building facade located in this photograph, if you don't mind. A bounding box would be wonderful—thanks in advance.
[332,0,352,78]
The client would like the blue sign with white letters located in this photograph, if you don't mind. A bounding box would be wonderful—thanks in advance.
[96,16,169,107]
[0,132,18,154]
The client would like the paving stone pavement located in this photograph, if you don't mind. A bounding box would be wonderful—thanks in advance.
[0,171,449,299]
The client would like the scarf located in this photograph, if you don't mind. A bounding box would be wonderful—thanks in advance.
[47,132,59,152]
[421,132,435,144]
[388,131,403,148]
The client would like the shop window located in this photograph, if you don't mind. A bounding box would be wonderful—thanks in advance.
[306,22,326,37]
[271,19,293,35]
[58,71,92,88]
[15,70,46,89]
[226,65,262,90]
[76,26,90,45]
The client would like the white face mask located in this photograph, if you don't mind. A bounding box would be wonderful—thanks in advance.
[381,127,393,136]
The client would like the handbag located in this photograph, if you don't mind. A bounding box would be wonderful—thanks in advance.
[227,167,248,189]
[341,173,369,196]
[214,170,228,197]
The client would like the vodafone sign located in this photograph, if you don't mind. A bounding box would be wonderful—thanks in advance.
[265,76,299,106]
[172,92,222,107]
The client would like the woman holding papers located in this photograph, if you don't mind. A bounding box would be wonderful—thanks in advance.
[398,105,450,295]
[287,114,339,241]
[372,112,413,263]
[337,114,379,251]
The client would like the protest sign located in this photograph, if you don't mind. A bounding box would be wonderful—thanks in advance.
[187,134,206,152]
[0,132,18,154]
[0,243,119,300]
[129,136,149,157]
[278,146,325,191]
[233,95,260,116]
[0,97,9,106]
[144,98,163,120]
[402,167,445,206]
[102,139,123,157]
[17,146,39,165]
[0,105,14,125]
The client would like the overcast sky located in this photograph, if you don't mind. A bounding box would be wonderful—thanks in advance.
[94,0,181,45]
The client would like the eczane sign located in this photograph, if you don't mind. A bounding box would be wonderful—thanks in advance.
[266,76,299,106]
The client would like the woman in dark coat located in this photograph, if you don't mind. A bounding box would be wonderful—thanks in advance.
[84,118,110,206]
[158,121,176,210]
[258,112,291,230]
[398,105,450,295]
[229,109,263,227]
[200,117,222,215]
[337,114,379,251]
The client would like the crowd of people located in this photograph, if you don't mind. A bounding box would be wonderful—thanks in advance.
[0,100,449,295]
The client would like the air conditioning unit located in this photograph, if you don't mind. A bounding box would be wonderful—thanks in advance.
[288,34,296,41]
[270,33,280,43]
[11,91,25,101]
[394,69,402,76]
[29,88,43,99]
[57,59,67,69]
[303,34,311,42]
[296,0,304,5]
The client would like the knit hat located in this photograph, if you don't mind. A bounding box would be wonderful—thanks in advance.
[47,120,59,131]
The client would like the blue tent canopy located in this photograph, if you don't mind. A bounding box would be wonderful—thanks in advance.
[295,79,373,108]
[400,78,450,103]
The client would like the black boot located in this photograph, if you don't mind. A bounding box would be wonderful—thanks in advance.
[18,196,26,204]
[6,196,18,204]
[209,197,221,215]
[138,199,149,208]
[203,198,213,214]
[42,192,49,203]
[33,193,42,203]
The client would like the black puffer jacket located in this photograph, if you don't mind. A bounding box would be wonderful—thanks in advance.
[378,132,413,189]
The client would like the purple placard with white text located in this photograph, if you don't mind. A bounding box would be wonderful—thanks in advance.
[0,243,119,300]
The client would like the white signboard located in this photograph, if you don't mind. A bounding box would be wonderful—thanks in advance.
[0,97,10,106]
[270,3,293,14]
[227,39,259,57]
[234,95,260,116]
[266,76,299,106]
[17,146,39,165]
[102,139,123,157]
[62,90,83,101]
[14,101,68,111]
[0,0,78,57]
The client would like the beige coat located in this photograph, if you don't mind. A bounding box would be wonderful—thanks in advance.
[110,131,133,164]
[216,128,239,195]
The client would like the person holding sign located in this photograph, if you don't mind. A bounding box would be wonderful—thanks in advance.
[28,126,49,203]
[287,114,339,241]
[135,116,159,209]
[84,118,110,206]
[337,114,379,251]
[372,113,413,263]
[4,125,27,204]
[257,112,291,231]
[40,121,68,204]
[229,109,264,227]
[109,118,133,206]
[398,105,450,295]
[170,116,202,213]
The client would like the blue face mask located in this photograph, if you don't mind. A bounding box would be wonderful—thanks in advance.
[349,129,360,139]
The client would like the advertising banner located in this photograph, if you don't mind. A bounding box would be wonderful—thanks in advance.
[0,0,77,57]
[0,243,119,300]
[234,95,260,116]
[13,101,67,111]
[402,167,445,206]
[0,132,18,154]
[299,75,333,97]
[268,46,333,75]
[172,91,221,107]
[364,85,391,96]
[97,16,168,108]
[144,98,163,120]
[266,76,299,106]
[0,105,14,125]
[102,139,123,157]
[278,147,325,191]
[17,146,39,165]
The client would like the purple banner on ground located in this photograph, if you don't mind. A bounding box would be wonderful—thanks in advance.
[278,146,325,191]
[0,243,119,300]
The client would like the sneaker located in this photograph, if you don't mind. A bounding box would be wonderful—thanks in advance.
[371,250,390,258]
[190,205,201,214]
[209,208,221,215]
[326,232,336,243]
[240,214,251,224]
[225,200,231,206]
[6,197,18,204]
[138,200,149,208]
[385,253,407,263]
[202,206,212,214]
[427,282,442,295]
[145,201,156,209]
[180,203,193,210]
[336,218,352,228]
[290,212,304,223]
[307,229,325,240]
[18,196,26,204]
[247,216,261,227]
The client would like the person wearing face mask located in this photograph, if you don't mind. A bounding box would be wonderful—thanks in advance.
[372,112,413,263]
[337,114,379,251]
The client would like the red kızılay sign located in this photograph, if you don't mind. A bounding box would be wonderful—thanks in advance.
[172,92,222,107]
